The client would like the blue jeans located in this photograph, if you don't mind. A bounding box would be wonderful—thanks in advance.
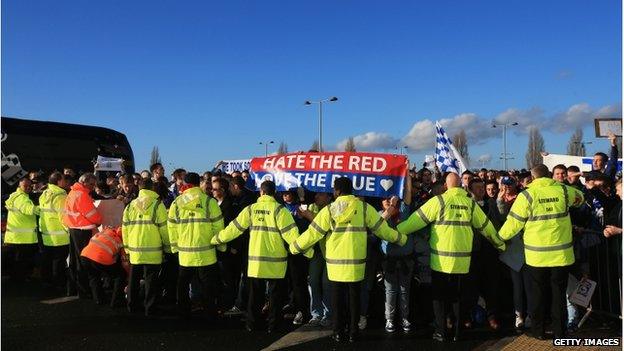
[383,257,415,320]
[308,251,331,319]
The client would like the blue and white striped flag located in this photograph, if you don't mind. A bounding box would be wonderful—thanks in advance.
[435,121,468,175]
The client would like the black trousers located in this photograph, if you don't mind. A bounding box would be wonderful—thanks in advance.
[8,243,38,281]
[218,251,243,310]
[128,264,161,315]
[68,229,93,295]
[247,277,285,330]
[526,265,569,338]
[463,250,501,319]
[288,254,310,317]
[431,270,464,337]
[81,257,126,307]
[235,256,249,310]
[41,245,69,288]
[177,264,218,317]
[159,253,179,304]
[331,281,361,336]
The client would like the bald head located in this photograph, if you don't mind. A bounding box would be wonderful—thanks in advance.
[446,172,461,189]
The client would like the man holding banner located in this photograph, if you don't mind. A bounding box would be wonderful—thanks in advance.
[289,177,407,343]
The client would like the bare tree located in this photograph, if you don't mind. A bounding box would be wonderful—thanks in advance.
[277,142,288,155]
[344,137,357,152]
[525,126,545,169]
[150,146,162,166]
[452,130,470,164]
[310,140,320,152]
[566,128,586,156]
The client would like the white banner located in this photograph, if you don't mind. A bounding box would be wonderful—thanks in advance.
[542,153,622,173]
[216,159,251,173]
[94,156,123,172]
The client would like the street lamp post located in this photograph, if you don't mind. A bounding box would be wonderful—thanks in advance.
[492,122,518,170]
[259,140,274,157]
[304,96,338,152]
[395,145,408,155]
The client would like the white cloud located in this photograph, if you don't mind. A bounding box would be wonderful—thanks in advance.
[336,132,398,151]
[399,119,436,151]
[337,102,620,153]
[477,154,492,165]
[493,107,545,134]
[548,103,621,133]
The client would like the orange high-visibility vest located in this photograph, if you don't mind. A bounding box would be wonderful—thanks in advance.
[81,228,124,265]
[63,182,102,229]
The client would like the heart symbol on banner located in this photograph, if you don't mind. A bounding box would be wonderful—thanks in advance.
[380,179,394,191]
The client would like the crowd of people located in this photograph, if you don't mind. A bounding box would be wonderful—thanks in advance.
[3,135,622,344]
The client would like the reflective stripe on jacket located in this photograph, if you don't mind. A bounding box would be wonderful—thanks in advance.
[81,228,124,265]
[291,195,406,282]
[39,184,69,246]
[212,195,300,279]
[122,189,168,264]
[4,188,39,244]
[500,177,584,267]
[397,187,505,274]
[167,187,224,267]
[63,182,102,229]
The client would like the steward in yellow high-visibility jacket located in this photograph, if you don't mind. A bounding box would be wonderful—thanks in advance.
[211,180,300,332]
[38,172,71,288]
[4,177,40,281]
[499,165,584,339]
[123,180,169,316]
[39,181,69,247]
[289,177,406,342]
[167,173,224,318]
[397,185,505,275]
[397,173,504,342]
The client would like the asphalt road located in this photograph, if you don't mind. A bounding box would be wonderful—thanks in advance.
[2,278,619,351]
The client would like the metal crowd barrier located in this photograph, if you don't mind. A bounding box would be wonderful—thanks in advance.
[578,229,622,327]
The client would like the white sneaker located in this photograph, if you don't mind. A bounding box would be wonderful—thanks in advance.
[320,317,332,328]
[385,319,396,333]
[358,315,367,330]
[401,318,411,332]
[293,311,304,325]
[515,314,525,329]
[308,316,322,326]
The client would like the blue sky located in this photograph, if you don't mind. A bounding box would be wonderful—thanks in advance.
[2,1,621,172]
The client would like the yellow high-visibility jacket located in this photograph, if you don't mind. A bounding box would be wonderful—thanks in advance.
[167,187,224,267]
[212,195,302,279]
[397,187,504,274]
[290,195,406,283]
[122,189,169,264]
[39,184,69,247]
[499,177,584,267]
[4,188,39,244]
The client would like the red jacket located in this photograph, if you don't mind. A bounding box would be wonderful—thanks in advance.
[63,182,102,229]
[81,227,123,265]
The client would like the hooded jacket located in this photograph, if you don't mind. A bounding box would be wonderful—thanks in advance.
[122,189,169,264]
[167,187,224,267]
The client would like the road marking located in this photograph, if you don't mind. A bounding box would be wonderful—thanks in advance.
[262,325,333,351]
[40,296,79,304]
